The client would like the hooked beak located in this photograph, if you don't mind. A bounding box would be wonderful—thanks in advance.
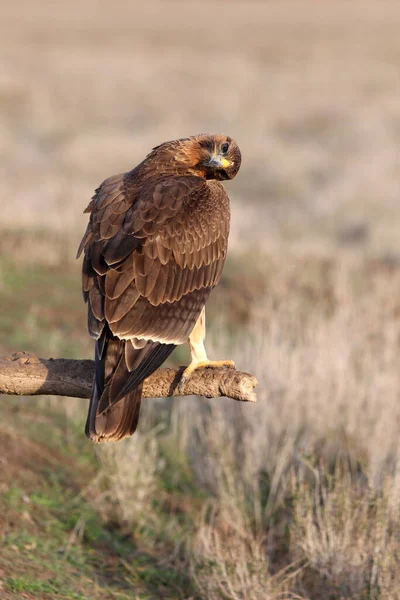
[206,153,232,169]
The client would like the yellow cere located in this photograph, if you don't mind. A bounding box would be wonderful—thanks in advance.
[219,157,231,169]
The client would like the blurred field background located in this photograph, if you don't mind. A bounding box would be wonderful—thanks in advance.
[1,1,400,598]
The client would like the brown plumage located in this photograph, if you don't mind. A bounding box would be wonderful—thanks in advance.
[78,133,241,442]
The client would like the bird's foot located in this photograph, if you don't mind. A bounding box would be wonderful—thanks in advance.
[178,359,235,393]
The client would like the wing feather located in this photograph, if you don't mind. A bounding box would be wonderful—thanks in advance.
[80,172,229,353]
[105,260,135,300]
[105,284,140,323]
[103,230,140,265]
[89,284,104,321]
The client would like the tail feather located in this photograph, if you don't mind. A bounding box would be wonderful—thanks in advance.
[85,334,176,443]
[115,341,176,402]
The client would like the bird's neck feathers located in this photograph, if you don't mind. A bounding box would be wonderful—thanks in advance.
[137,138,209,180]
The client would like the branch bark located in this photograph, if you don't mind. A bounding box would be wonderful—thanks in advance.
[0,352,258,403]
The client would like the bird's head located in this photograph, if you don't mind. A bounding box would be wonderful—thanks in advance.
[150,134,242,181]
[192,134,242,181]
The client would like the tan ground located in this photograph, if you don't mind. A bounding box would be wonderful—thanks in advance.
[1,1,400,256]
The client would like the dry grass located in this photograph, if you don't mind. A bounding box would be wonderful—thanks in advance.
[85,257,400,598]
[192,522,301,600]
[185,260,400,598]
[292,468,400,599]
[93,428,161,531]
[3,251,400,598]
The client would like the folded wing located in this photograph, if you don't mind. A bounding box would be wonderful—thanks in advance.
[78,171,230,441]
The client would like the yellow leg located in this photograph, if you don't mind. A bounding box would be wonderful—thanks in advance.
[178,308,235,392]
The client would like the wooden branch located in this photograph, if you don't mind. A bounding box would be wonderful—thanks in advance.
[0,352,258,403]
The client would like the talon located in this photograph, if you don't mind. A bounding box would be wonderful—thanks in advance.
[177,359,235,394]
[211,360,236,370]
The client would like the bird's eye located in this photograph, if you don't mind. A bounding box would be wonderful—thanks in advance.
[221,142,230,154]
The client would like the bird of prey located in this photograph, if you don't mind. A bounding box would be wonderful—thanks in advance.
[77,133,241,442]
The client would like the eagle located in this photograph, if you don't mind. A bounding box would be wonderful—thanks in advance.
[77,133,242,442]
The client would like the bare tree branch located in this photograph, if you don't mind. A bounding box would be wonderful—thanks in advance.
[0,352,258,403]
